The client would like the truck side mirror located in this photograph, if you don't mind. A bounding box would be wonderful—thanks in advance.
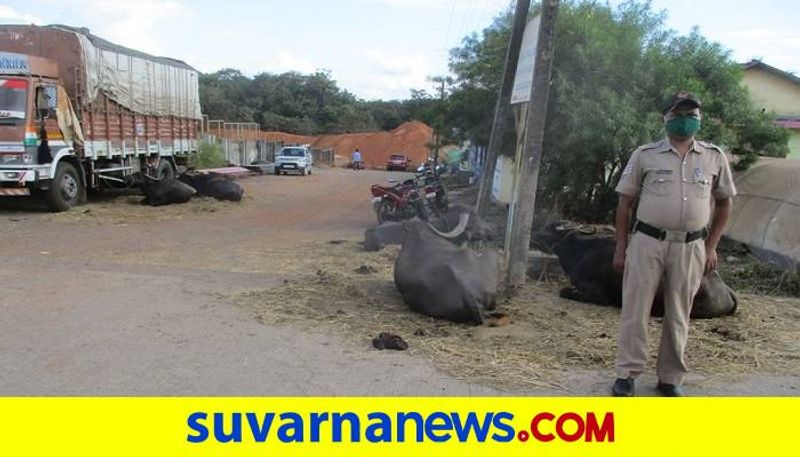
[36,85,58,118]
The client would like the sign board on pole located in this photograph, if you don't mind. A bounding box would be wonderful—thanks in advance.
[510,15,541,105]
[491,155,514,204]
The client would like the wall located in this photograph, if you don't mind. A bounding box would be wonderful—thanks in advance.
[788,130,800,160]
[742,67,800,159]
[742,68,800,115]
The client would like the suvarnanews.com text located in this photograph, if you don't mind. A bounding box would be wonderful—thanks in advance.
[187,410,615,444]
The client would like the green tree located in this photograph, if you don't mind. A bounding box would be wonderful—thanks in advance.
[200,69,382,134]
[446,0,789,222]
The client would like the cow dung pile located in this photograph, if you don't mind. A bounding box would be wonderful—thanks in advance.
[233,238,800,392]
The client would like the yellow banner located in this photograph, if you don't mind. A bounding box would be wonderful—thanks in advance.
[0,397,795,457]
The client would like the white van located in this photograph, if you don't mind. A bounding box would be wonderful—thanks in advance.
[274,146,313,176]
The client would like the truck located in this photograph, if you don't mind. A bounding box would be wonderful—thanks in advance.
[0,24,202,211]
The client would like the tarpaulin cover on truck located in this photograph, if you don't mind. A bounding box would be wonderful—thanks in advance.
[51,25,202,120]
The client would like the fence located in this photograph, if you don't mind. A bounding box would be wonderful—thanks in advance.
[311,148,334,166]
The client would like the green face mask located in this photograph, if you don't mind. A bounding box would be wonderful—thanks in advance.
[665,116,701,137]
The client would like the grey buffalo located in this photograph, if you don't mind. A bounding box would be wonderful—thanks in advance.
[531,221,738,319]
[394,217,500,325]
[365,205,496,252]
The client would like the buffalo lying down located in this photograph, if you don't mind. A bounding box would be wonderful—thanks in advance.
[531,221,738,319]
[179,172,244,202]
[141,176,196,206]
[365,206,496,252]
[394,216,500,325]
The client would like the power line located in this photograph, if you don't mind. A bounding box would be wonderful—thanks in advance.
[456,0,479,46]
[441,0,458,59]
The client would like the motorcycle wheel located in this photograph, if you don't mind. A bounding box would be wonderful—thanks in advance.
[376,199,397,224]
[413,199,429,221]
[435,189,449,213]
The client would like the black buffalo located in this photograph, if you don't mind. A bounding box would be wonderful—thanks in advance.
[179,172,244,202]
[394,218,500,325]
[140,176,196,206]
[531,221,738,319]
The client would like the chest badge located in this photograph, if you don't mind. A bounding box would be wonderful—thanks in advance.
[694,167,708,184]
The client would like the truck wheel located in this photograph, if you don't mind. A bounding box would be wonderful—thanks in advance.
[274,168,280,176]
[301,167,307,176]
[156,159,175,181]
[45,162,83,212]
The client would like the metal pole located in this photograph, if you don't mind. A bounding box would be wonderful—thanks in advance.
[475,0,531,218]
[506,0,560,286]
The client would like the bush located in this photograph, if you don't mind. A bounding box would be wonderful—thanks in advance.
[190,142,227,169]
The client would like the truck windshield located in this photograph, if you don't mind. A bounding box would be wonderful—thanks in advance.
[0,79,27,120]
[280,148,306,157]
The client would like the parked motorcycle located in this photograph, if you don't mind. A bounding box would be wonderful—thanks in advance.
[370,178,427,224]
[415,162,448,215]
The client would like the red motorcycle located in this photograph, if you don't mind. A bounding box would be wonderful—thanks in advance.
[370,178,427,224]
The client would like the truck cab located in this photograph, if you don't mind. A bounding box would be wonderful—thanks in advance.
[274,145,313,176]
[0,51,84,210]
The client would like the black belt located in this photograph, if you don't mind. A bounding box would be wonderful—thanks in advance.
[634,220,707,243]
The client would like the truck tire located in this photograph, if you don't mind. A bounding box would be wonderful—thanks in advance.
[156,159,175,181]
[45,162,83,212]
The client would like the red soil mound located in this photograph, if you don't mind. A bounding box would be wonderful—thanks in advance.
[311,121,432,168]
[214,121,433,168]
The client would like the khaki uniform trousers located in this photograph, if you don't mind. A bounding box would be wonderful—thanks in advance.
[616,231,706,385]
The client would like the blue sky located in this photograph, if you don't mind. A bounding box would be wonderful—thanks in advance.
[1,1,798,100]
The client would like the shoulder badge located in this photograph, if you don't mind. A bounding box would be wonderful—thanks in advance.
[697,140,724,154]
[638,139,669,154]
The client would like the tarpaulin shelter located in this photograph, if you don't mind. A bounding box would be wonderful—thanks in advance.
[724,158,800,269]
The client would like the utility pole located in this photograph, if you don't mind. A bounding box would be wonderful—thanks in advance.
[507,0,560,286]
[433,78,447,164]
[475,0,531,218]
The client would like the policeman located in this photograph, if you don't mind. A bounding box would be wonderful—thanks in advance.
[611,91,736,397]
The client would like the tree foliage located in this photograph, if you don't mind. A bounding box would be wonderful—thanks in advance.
[447,0,790,221]
[200,69,436,135]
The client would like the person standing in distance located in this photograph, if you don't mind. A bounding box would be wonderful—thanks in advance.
[352,148,363,170]
[611,91,736,397]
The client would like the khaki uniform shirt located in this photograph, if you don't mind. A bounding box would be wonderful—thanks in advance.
[615,138,737,231]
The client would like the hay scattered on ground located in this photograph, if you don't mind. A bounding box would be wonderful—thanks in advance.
[717,251,800,297]
[232,239,800,391]
[46,192,249,225]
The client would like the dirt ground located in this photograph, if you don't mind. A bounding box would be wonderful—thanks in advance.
[1,167,797,396]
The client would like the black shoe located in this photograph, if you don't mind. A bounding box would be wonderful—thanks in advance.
[612,377,635,397]
[656,382,685,397]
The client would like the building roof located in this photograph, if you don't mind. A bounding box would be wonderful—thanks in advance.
[742,59,800,87]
